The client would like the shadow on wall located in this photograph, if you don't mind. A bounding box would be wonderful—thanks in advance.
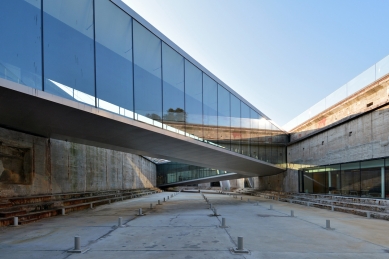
[127,156,154,189]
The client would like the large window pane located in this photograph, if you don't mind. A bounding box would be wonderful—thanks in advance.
[44,0,95,106]
[265,120,272,162]
[340,162,360,196]
[133,21,162,122]
[203,74,217,144]
[185,60,202,139]
[217,85,230,150]
[386,158,389,199]
[241,103,250,156]
[0,0,42,90]
[250,109,259,159]
[230,95,241,154]
[258,116,267,161]
[162,43,185,133]
[327,165,341,194]
[95,0,133,117]
[360,159,384,198]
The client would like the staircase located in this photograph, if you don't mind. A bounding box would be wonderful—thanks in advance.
[0,188,161,227]
[250,191,389,221]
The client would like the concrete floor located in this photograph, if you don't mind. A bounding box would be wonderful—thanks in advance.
[0,192,388,259]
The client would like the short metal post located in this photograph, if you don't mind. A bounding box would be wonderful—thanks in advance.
[367,211,371,219]
[331,206,334,211]
[326,220,331,229]
[13,217,18,226]
[150,203,153,209]
[138,208,143,216]
[240,197,242,200]
[163,198,166,202]
[158,200,161,205]
[213,208,218,216]
[256,202,259,206]
[222,218,226,227]
[167,196,169,200]
[237,236,244,250]
[118,217,122,226]
[291,210,294,217]
[62,208,66,216]
[270,205,273,210]
[247,199,250,202]
[307,202,310,207]
[90,203,93,209]
[74,236,81,251]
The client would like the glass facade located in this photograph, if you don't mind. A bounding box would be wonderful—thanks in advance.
[0,0,287,170]
[157,162,231,185]
[300,158,388,199]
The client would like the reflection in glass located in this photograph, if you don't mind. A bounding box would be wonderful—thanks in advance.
[241,103,250,156]
[250,109,259,159]
[340,162,360,196]
[0,0,42,90]
[95,0,133,116]
[360,160,383,198]
[133,20,162,121]
[162,43,185,132]
[203,74,217,143]
[185,61,203,138]
[230,95,241,154]
[44,0,95,105]
[217,85,230,150]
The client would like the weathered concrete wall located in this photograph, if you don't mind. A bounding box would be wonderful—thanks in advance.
[256,170,298,193]
[0,127,156,198]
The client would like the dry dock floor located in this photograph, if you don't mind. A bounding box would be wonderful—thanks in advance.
[0,192,388,259]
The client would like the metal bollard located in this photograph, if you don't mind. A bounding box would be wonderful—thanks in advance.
[90,203,93,209]
[240,197,242,200]
[270,205,273,210]
[291,210,294,217]
[118,217,122,227]
[237,236,244,250]
[256,202,259,206]
[74,236,81,251]
[163,198,166,202]
[150,203,153,209]
[62,208,66,216]
[367,212,371,219]
[331,206,334,211]
[247,199,250,202]
[307,202,310,207]
[221,218,227,228]
[13,217,18,226]
[158,200,161,205]
[138,208,144,216]
[167,196,169,200]
[213,208,218,216]
[326,220,331,229]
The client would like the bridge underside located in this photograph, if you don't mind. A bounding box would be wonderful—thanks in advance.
[0,80,284,177]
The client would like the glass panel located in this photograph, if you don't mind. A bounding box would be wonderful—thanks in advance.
[217,85,230,150]
[0,0,42,90]
[360,159,384,198]
[133,20,162,122]
[241,102,250,156]
[347,65,375,97]
[203,74,217,144]
[386,158,389,199]
[306,166,327,193]
[95,0,133,117]
[376,54,389,80]
[250,109,259,159]
[162,43,185,133]
[258,116,267,161]
[327,164,341,194]
[44,0,95,106]
[230,94,241,154]
[265,120,272,162]
[340,162,360,196]
[185,60,203,139]
[302,170,313,193]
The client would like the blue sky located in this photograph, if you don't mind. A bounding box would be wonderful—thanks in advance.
[123,0,389,127]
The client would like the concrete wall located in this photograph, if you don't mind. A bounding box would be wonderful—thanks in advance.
[0,127,156,198]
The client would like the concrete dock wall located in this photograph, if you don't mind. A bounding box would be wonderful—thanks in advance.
[0,127,156,198]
